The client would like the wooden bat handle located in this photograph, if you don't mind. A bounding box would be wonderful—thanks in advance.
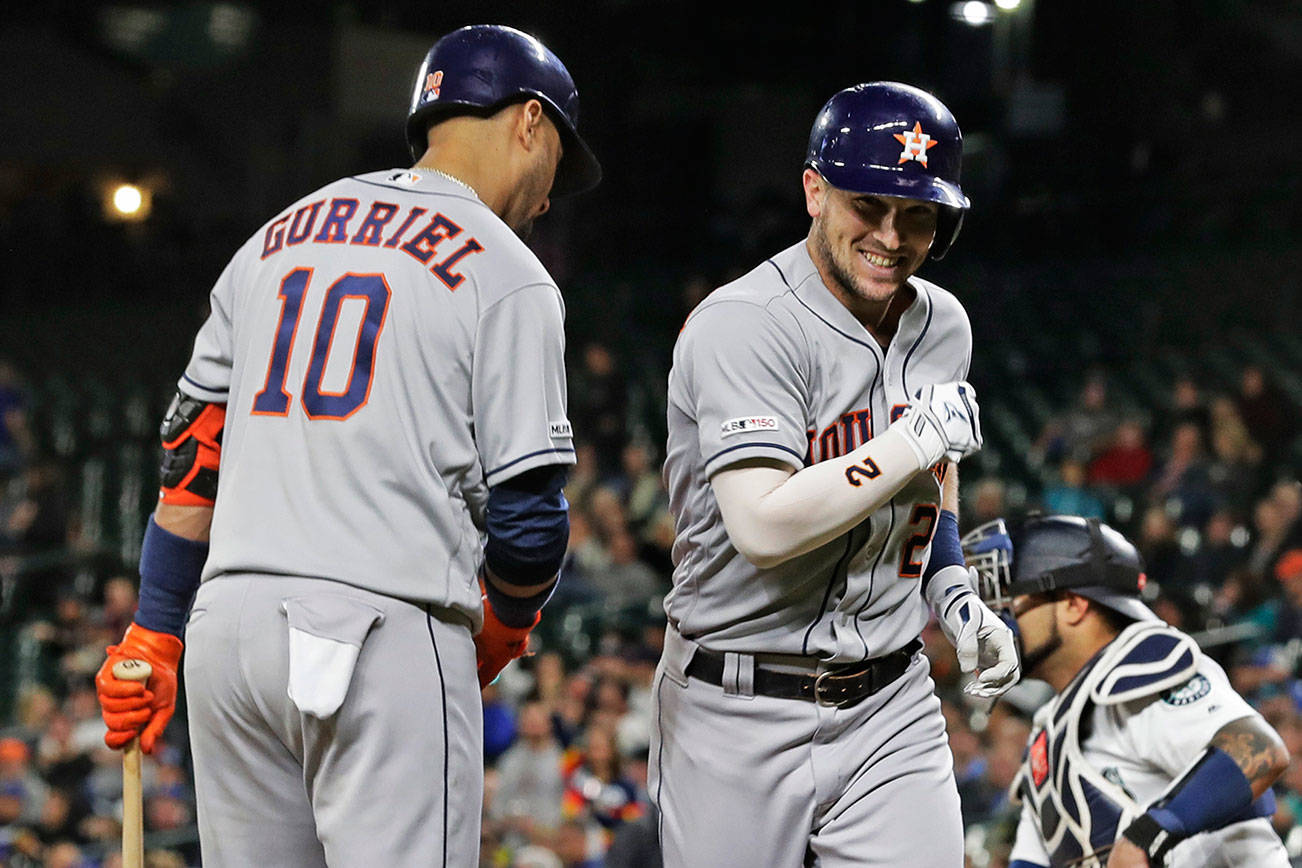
[112,659,152,868]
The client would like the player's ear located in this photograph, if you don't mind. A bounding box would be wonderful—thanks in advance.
[517,99,547,150]
[1060,592,1092,626]
[803,168,826,218]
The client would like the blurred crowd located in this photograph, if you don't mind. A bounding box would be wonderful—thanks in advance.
[0,336,1299,868]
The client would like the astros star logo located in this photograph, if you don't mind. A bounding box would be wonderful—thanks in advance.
[894,121,938,167]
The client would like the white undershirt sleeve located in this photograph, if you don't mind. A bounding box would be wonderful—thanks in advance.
[710,424,927,568]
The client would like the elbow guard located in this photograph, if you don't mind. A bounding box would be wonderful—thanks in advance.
[483,466,570,586]
[159,391,225,507]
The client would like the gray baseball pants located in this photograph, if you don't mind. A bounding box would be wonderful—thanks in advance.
[649,625,964,867]
[183,574,482,867]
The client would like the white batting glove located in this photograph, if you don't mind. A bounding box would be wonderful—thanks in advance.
[891,381,983,469]
[928,565,1020,699]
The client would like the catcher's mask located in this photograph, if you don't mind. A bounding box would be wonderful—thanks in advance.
[961,515,1157,624]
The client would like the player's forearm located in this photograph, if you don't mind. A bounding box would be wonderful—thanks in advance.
[940,460,958,513]
[154,503,214,542]
[1209,715,1290,798]
[711,426,928,568]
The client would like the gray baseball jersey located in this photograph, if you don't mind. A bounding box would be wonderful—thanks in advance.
[662,239,971,661]
[179,169,575,628]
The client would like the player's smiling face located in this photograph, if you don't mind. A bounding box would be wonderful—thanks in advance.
[804,169,938,309]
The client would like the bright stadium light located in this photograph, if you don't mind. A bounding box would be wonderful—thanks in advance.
[994,0,1021,9]
[103,181,153,222]
[952,0,994,25]
[113,184,143,215]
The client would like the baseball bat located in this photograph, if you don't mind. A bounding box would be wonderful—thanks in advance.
[112,658,153,868]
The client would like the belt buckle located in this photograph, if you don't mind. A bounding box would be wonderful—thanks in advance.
[813,670,852,708]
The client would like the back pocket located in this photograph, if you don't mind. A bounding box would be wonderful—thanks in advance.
[281,594,385,718]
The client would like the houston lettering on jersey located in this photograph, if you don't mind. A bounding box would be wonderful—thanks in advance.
[805,407,871,464]
[260,197,485,290]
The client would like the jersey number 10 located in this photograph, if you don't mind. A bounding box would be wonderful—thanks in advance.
[252,267,392,420]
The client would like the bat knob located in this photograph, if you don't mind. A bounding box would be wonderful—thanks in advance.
[112,659,153,682]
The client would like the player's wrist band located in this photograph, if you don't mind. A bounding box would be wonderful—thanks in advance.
[1121,812,1177,862]
[136,515,208,638]
[483,572,555,629]
[920,509,963,593]
[1121,746,1256,861]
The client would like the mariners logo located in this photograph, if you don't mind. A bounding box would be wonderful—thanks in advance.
[1161,674,1211,706]
[894,121,939,167]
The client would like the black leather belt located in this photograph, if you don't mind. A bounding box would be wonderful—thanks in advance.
[684,639,923,709]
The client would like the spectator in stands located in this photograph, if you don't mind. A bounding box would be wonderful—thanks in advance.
[1161,373,1211,447]
[0,736,48,828]
[1207,394,1264,509]
[1039,458,1106,520]
[564,442,602,515]
[964,476,1010,529]
[568,342,628,477]
[612,439,668,545]
[1247,487,1299,583]
[1136,505,1183,588]
[1149,420,1216,527]
[493,701,566,847]
[1035,370,1119,465]
[1269,549,1302,646]
[0,457,70,615]
[1087,416,1154,492]
[1237,364,1295,461]
[1173,509,1247,600]
[552,817,603,868]
[560,724,642,833]
[0,360,34,481]
[589,530,661,616]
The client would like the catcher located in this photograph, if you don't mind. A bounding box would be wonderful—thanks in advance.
[963,514,1290,867]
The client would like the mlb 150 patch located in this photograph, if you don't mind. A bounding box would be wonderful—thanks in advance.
[720,416,779,438]
[1161,674,1211,706]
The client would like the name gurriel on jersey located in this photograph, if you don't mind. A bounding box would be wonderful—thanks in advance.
[260,196,485,290]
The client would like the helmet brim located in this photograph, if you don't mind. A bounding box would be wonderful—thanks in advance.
[1073,587,1160,623]
[810,161,968,211]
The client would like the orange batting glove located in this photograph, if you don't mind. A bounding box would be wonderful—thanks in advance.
[475,583,540,689]
[95,623,184,754]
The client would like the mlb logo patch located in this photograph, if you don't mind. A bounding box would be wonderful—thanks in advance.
[1030,730,1050,787]
[720,416,779,438]
[549,420,573,438]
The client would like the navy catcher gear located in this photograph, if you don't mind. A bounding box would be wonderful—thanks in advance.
[805,82,968,259]
[963,515,1157,622]
[406,24,602,196]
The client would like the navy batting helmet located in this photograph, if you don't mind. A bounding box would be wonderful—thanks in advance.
[963,515,1157,623]
[805,82,969,259]
[406,24,602,196]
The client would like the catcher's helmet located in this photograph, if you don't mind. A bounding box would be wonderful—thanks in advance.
[406,24,602,196]
[805,82,968,259]
[962,515,1157,623]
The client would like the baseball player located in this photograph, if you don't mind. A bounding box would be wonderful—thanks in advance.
[962,514,1291,867]
[650,82,1021,867]
[92,25,600,867]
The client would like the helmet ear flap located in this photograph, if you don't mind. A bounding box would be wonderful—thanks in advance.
[930,206,965,260]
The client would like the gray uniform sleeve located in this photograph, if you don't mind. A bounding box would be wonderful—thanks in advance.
[675,300,810,477]
[474,281,575,487]
[180,255,241,402]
